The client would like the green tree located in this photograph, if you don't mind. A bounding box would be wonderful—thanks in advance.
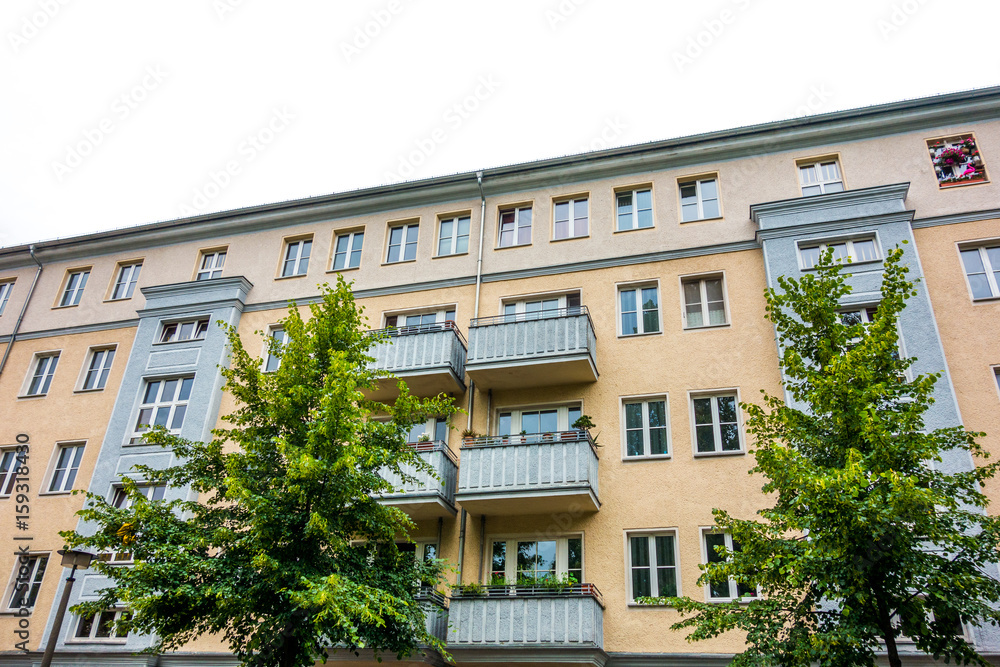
[642,248,1000,666]
[63,277,458,667]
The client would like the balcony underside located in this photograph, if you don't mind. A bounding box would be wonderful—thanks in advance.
[444,647,609,666]
[455,485,600,515]
[465,354,597,390]
[379,492,457,519]
[366,366,466,402]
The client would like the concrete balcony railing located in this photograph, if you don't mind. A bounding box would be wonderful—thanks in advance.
[447,584,604,649]
[455,430,600,515]
[377,442,458,518]
[465,307,598,389]
[417,589,449,642]
[367,322,467,401]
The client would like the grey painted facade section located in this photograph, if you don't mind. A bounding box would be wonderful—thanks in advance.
[368,328,466,388]
[466,312,597,375]
[446,593,603,647]
[37,277,252,656]
[377,444,458,511]
[752,184,1000,655]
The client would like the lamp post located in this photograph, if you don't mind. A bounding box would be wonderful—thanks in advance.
[39,549,94,667]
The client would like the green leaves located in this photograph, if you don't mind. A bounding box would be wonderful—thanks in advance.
[62,276,457,667]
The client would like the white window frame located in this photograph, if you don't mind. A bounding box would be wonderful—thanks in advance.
[129,376,195,444]
[552,197,589,240]
[46,442,86,493]
[678,177,721,222]
[701,529,758,602]
[487,534,583,585]
[681,273,729,329]
[386,222,419,263]
[500,291,581,321]
[436,214,471,256]
[110,262,142,301]
[24,352,60,397]
[798,159,845,196]
[263,326,288,373]
[70,608,131,642]
[689,390,744,456]
[158,318,209,344]
[281,237,312,277]
[3,553,49,612]
[497,206,532,248]
[59,269,90,307]
[495,403,582,437]
[0,280,15,316]
[97,484,166,563]
[618,282,661,337]
[798,236,881,270]
[331,230,364,271]
[625,529,681,603]
[403,416,451,445]
[615,187,654,231]
[383,306,456,330]
[197,249,227,281]
[621,395,670,460]
[0,447,23,496]
[993,365,1000,400]
[80,346,116,391]
[959,243,1000,300]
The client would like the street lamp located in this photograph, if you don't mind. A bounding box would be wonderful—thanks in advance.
[39,548,95,667]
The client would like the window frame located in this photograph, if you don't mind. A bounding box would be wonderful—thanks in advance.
[385,221,420,264]
[0,280,13,316]
[330,229,365,271]
[263,326,288,373]
[617,281,661,337]
[497,204,533,249]
[436,213,472,257]
[128,376,195,444]
[701,529,759,602]
[494,403,583,437]
[681,272,730,329]
[23,351,60,397]
[614,186,654,232]
[382,305,457,330]
[621,395,671,460]
[926,133,989,189]
[552,195,589,241]
[57,268,91,308]
[678,175,722,222]
[70,608,131,643]
[45,441,86,494]
[108,261,142,301]
[797,235,881,270]
[796,156,846,196]
[196,248,227,281]
[499,290,581,322]
[625,529,681,604]
[78,345,117,392]
[3,553,49,612]
[279,236,313,278]
[689,389,744,457]
[486,533,583,585]
[157,318,210,344]
[0,447,23,496]
[958,242,1000,301]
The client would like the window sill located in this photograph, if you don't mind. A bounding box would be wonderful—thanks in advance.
[613,226,655,234]
[801,258,882,272]
[707,597,759,604]
[693,449,745,458]
[494,243,532,251]
[52,303,80,310]
[937,178,990,189]
[65,639,128,645]
[103,297,133,304]
[73,387,106,394]
[622,454,672,462]
[38,490,74,497]
[275,273,309,280]
[627,601,676,608]
[17,394,47,400]
[971,295,1000,303]
[550,235,590,243]
[617,331,662,339]
[151,338,206,347]
[680,215,724,224]
[433,252,470,259]
[683,322,730,331]
[381,259,417,267]
[326,266,360,273]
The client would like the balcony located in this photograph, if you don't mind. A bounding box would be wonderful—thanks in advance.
[455,430,600,515]
[465,307,598,389]
[377,442,458,518]
[367,322,467,401]
[418,589,449,642]
[447,584,604,650]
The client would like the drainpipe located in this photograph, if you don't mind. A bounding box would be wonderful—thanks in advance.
[477,514,486,583]
[474,171,486,319]
[0,245,43,378]
[456,509,467,586]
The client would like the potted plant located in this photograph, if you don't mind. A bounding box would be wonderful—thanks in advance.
[572,414,600,446]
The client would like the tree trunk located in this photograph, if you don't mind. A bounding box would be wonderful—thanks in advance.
[876,595,902,667]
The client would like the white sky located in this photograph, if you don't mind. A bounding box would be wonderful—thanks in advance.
[1,0,998,248]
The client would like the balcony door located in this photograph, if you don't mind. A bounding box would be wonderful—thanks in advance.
[497,405,581,437]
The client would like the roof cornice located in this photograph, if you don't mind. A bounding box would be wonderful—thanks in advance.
[2,87,999,268]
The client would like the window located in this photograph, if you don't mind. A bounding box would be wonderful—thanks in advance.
[398,540,439,562]
[0,449,21,496]
[622,397,669,458]
[679,178,720,221]
[839,306,878,326]
[995,367,1000,396]
[385,223,419,263]
[0,280,13,316]
[501,292,581,322]
[3,555,48,611]
[692,392,742,454]
[619,284,660,335]
[129,377,194,443]
[682,275,727,328]
[553,198,588,240]
[798,160,844,196]
[799,237,879,269]
[26,353,59,396]
[627,532,678,601]
[110,262,142,300]
[437,215,470,256]
[332,230,364,270]
[197,249,226,280]
[960,244,1000,300]
[98,485,166,563]
[59,269,90,307]
[405,417,450,444]
[489,536,582,584]
[616,188,653,231]
[281,237,312,277]
[384,307,456,331]
[703,531,757,600]
[496,404,581,437]
[263,327,288,373]
[48,443,85,493]
[73,609,131,641]
[498,206,532,247]
[927,134,987,187]
[82,347,116,391]
[159,318,209,343]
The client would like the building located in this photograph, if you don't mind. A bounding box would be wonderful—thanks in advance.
[1,86,999,667]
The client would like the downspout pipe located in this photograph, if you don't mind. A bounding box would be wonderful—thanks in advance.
[0,245,43,378]
[467,172,487,432]
[456,509,468,586]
